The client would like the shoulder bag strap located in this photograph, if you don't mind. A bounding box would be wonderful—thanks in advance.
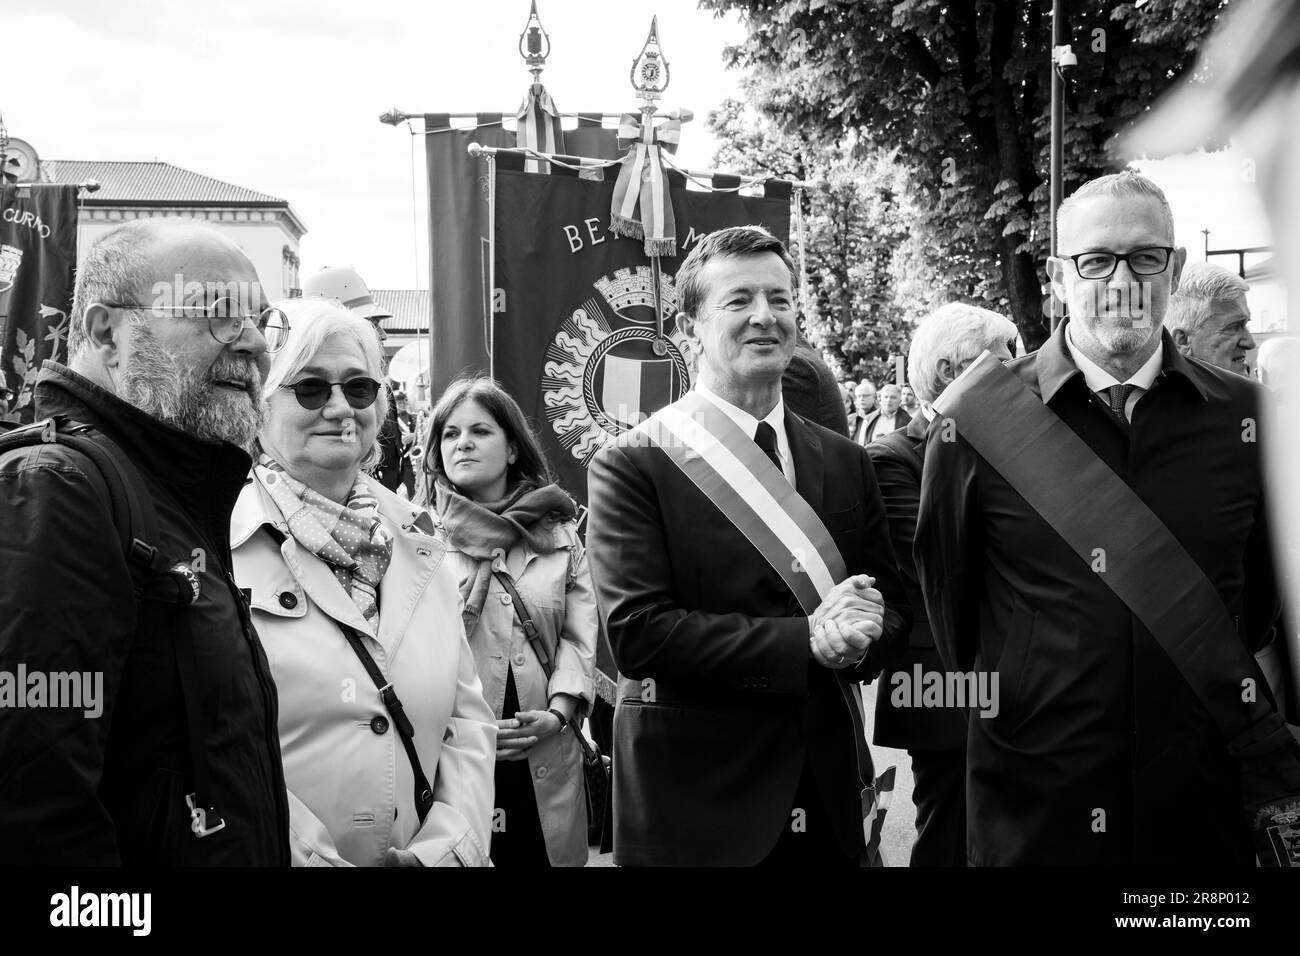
[339,624,434,824]
[492,570,601,765]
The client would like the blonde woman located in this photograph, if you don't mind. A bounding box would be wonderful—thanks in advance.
[232,298,496,866]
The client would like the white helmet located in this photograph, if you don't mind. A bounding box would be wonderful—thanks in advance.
[302,265,393,321]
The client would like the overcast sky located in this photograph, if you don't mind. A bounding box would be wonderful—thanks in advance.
[5,0,745,289]
[5,0,1275,313]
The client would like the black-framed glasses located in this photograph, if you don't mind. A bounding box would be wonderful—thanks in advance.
[281,377,382,411]
[100,298,291,352]
[1064,246,1175,280]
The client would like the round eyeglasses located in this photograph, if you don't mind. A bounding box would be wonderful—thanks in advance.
[281,377,382,411]
[1065,246,1175,280]
[100,298,291,352]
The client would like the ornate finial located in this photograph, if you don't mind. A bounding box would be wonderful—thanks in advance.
[630,16,670,110]
[518,0,551,85]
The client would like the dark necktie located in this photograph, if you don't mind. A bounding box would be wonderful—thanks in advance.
[1102,383,1136,429]
[754,421,783,474]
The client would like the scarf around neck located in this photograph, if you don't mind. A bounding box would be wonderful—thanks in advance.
[434,478,575,637]
[254,455,394,623]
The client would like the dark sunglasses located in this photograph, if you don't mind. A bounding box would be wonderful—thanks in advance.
[281,376,382,410]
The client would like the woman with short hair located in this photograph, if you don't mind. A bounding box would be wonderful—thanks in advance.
[232,298,496,867]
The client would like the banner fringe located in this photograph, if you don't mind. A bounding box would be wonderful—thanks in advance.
[611,216,644,241]
[644,237,676,257]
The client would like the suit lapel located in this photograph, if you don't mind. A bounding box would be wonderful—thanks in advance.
[785,407,825,517]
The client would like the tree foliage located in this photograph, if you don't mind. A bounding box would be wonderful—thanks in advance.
[701,0,1226,350]
[710,89,913,385]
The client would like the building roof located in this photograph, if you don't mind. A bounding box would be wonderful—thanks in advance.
[42,159,307,238]
[44,159,286,205]
[373,290,431,334]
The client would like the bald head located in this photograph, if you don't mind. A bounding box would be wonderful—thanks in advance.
[69,219,258,359]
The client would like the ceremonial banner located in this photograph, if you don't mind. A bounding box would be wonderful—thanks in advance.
[491,165,792,508]
[0,183,78,424]
[424,115,619,393]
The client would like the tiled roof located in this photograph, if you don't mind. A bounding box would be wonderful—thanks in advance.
[373,290,431,333]
[43,160,287,205]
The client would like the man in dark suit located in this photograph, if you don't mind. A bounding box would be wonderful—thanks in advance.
[915,172,1282,866]
[587,226,910,866]
[866,302,1017,867]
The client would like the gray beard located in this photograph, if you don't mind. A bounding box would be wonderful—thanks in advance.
[120,323,264,449]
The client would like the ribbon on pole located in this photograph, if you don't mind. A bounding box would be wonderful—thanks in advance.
[610,113,680,257]
[515,83,564,174]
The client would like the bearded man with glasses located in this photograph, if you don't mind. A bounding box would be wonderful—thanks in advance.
[915,171,1284,866]
[0,218,292,865]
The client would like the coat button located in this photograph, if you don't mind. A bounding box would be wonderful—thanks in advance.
[278,591,298,609]
[514,653,526,667]
[500,594,512,605]
[370,715,389,735]
[536,766,548,779]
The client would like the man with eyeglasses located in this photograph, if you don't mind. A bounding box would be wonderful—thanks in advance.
[915,171,1282,866]
[0,218,291,865]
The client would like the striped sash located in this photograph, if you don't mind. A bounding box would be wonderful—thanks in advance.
[634,390,893,861]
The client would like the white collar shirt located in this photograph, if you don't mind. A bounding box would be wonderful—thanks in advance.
[1064,323,1164,422]
[695,381,797,488]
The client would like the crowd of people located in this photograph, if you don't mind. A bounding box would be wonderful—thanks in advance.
[0,162,1295,867]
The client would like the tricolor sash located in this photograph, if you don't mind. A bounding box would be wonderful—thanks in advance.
[938,351,1300,867]
[610,113,681,257]
[634,389,894,862]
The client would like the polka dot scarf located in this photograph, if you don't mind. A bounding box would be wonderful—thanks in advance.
[254,455,394,622]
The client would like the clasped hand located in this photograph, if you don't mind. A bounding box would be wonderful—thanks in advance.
[809,574,885,670]
[496,709,562,761]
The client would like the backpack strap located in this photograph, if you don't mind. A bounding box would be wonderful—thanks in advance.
[0,417,174,597]
[0,416,221,837]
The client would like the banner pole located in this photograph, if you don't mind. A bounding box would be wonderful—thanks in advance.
[793,185,810,321]
[486,152,497,380]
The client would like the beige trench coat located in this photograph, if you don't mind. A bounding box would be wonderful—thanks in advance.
[231,476,497,867]
[437,516,597,867]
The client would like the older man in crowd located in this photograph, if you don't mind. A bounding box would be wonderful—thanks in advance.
[916,171,1283,866]
[0,219,291,865]
[863,383,907,442]
[849,380,876,444]
[1166,262,1257,376]
[587,225,909,867]
[867,302,1017,867]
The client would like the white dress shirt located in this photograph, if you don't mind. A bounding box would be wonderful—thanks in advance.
[695,381,797,489]
[1064,324,1164,423]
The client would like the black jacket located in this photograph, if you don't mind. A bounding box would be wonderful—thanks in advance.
[915,323,1281,866]
[587,404,910,865]
[0,363,290,865]
[866,412,966,751]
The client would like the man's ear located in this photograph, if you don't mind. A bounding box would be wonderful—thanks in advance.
[676,310,699,346]
[1046,257,1069,306]
[1169,246,1189,294]
[935,357,955,386]
[1171,327,1190,350]
[83,304,125,367]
